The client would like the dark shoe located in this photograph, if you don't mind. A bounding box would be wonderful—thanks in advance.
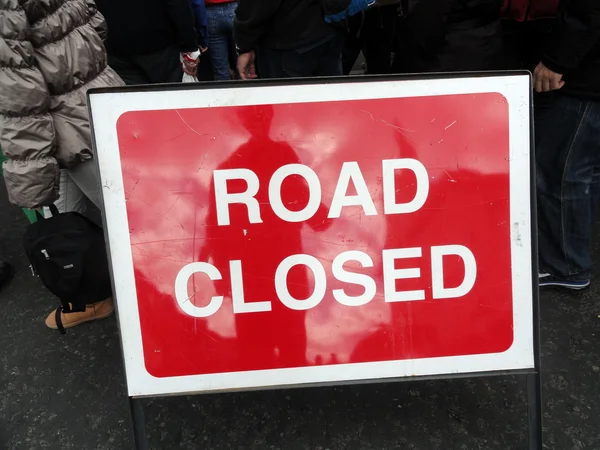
[539,273,590,290]
[0,262,14,292]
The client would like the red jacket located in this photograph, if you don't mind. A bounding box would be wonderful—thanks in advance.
[502,0,560,21]
[205,0,235,4]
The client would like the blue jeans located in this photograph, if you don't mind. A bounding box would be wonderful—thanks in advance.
[536,94,600,281]
[257,33,344,79]
[206,2,237,80]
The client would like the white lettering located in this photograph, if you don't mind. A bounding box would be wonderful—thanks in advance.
[175,244,478,317]
[382,159,429,215]
[382,247,425,302]
[269,164,322,222]
[332,250,376,306]
[431,245,477,299]
[214,168,262,226]
[174,262,223,317]
[230,260,272,313]
[275,254,327,310]
[328,162,377,218]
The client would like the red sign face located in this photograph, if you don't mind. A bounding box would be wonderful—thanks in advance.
[116,93,512,379]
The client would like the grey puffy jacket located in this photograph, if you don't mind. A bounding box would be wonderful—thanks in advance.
[0,0,123,208]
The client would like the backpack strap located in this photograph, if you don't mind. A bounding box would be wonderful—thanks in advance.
[55,307,67,335]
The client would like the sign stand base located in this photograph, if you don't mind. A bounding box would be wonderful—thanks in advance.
[129,397,149,450]
[527,372,543,450]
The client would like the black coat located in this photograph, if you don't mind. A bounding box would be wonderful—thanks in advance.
[234,0,337,53]
[96,0,198,56]
[393,0,504,73]
[542,0,600,99]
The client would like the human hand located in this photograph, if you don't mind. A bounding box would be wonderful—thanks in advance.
[237,51,257,80]
[533,62,565,93]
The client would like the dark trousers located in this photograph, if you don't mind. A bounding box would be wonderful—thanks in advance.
[257,34,344,79]
[343,6,399,75]
[206,2,237,80]
[108,47,183,85]
[536,94,600,280]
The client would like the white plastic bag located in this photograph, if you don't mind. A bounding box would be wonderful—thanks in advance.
[182,73,198,83]
[180,50,201,83]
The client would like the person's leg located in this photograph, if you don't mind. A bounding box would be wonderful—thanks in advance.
[50,169,87,216]
[227,27,238,79]
[62,158,103,225]
[314,33,345,77]
[343,14,365,75]
[48,166,102,226]
[46,161,101,223]
[256,47,288,79]
[264,37,340,79]
[63,159,102,210]
[536,94,600,288]
[107,54,150,85]
[197,49,215,81]
[206,4,234,80]
[43,161,113,329]
[362,6,397,74]
[225,2,237,78]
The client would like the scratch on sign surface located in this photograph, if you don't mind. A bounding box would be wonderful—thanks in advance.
[359,110,416,137]
[182,291,197,303]
[443,170,457,183]
[176,110,207,137]
[445,120,458,130]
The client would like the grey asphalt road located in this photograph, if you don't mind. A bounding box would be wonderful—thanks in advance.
[1,182,599,450]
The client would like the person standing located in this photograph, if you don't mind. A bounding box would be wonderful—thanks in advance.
[0,0,122,328]
[96,0,200,84]
[205,0,238,80]
[234,0,346,79]
[533,0,600,289]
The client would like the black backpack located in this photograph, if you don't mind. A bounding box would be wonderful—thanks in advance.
[23,205,113,334]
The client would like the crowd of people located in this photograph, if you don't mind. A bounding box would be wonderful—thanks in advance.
[0,0,598,329]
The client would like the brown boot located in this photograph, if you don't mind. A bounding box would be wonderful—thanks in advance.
[45,298,115,330]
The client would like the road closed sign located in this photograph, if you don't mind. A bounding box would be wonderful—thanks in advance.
[89,74,535,397]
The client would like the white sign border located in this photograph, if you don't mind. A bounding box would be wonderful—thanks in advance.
[89,75,534,398]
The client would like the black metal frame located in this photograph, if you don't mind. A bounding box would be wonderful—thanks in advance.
[87,71,542,450]
[527,77,543,450]
[129,397,149,450]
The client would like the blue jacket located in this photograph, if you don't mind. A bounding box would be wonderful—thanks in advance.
[190,0,209,49]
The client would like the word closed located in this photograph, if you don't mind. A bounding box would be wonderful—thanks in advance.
[176,159,478,317]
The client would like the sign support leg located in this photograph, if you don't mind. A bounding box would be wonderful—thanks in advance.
[526,372,543,450]
[129,397,150,450]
